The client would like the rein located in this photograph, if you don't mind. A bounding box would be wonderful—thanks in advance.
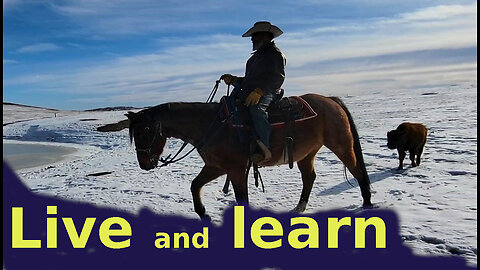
[206,79,221,103]
[157,78,228,167]
[158,141,196,168]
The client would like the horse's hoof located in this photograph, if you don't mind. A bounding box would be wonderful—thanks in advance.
[200,214,212,222]
[362,202,374,209]
[293,203,307,213]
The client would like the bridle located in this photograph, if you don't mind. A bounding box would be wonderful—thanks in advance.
[134,121,162,158]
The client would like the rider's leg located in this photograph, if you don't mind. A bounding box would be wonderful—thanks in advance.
[248,93,274,162]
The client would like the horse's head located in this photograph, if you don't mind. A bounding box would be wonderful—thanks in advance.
[126,111,167,170]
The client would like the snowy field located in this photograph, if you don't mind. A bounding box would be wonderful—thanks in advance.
[3,84,477,267]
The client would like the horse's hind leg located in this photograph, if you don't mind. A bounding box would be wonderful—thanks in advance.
[191,166,225,220]
[330,146,372,207]
[294,150,319,213]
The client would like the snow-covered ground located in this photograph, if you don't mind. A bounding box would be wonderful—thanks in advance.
[3,84,477,266]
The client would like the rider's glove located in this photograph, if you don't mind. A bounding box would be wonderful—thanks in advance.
[244,88,264,106]
[220,74,237,85]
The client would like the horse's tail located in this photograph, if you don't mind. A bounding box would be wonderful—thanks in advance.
[328,97,371,187]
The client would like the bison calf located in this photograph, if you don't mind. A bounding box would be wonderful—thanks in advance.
[387,122,427,170]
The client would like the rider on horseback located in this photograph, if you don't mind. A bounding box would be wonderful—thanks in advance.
[221,21,287,163]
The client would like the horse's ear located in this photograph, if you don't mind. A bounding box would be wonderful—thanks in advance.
[96,119,130,132]
[124,112,138,144]
[125,111,137,120]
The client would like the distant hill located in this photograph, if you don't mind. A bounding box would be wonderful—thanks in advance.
[3,102,59,111]
[3,102,142,112]
[85,106,142,112]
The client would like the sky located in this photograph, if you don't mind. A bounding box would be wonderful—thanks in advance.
[3,0,477,110]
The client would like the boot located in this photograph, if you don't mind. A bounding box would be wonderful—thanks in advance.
[250,139,272,163]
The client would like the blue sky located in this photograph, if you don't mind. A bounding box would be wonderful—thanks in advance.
[3,0,477,110]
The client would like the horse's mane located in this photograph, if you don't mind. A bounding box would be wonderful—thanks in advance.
[147,102,219,116]
[129,102,220,143]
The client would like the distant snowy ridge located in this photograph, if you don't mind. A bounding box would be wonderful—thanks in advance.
[2,102,140,126]
[3,102,59,111]
[85,106,143,112]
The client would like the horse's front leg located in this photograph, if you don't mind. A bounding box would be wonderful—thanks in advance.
[228,169,249,206]
[294,151,318,213]
[191,166,225,220]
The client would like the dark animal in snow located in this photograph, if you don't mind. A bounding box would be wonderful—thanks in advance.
[387,122,427,170]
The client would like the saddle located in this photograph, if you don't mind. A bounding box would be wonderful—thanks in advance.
[220,95,317,128]
[219,94,317,169]
[267,96,317,127]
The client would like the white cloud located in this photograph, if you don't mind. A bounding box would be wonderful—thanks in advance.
[45,0,229,36]
[284,2,477,68]
[3,2,477,108]
[287,62,477,95]
[17,43,61,53]
[3,59,19,64]
[399,2,477,21]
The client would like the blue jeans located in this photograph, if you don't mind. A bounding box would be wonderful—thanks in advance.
[248,93,274,148]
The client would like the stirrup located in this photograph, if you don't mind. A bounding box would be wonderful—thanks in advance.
[250,153,265,163]
[251,140,272,163]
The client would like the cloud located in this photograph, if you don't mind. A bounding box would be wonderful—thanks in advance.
[310,2,477,34]
[3,1,477,109]
[287,62,477,95]
[284,2,477,68]
[3,0,28,10]
[399,2,477,21]
[17,43,61,53]
[45,0,230,36]
[3,59,19,64]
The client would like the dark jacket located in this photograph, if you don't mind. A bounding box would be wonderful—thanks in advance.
[236,41,286,97]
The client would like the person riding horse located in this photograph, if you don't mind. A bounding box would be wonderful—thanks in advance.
[220,21,286,163]
[99,22,373,219]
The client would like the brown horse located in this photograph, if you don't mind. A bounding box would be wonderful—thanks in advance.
[100,94,372,219]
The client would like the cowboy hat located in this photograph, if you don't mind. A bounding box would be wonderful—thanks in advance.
[242,21,283,38]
